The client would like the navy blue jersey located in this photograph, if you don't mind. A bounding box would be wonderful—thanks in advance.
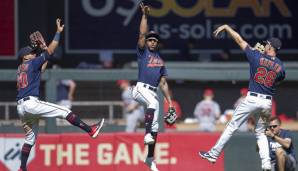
[245,46,285,96]
[136,46,167,87]
[268,129,296,162]
[16,52,49,100]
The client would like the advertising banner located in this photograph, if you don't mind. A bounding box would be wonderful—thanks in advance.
[0,133,223,171]
[65,0,298,53]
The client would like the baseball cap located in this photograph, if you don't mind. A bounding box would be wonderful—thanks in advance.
[203,88,214,96]
[116,80,129,86]
[17,46,35,59]
[264,38,282,51]
[146,31,160,41]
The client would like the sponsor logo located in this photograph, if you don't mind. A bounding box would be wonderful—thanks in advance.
[0,138,35,171]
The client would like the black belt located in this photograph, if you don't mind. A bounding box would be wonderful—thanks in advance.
[17,96,35,104]
[143,84,157,92]
[249,92,272,100]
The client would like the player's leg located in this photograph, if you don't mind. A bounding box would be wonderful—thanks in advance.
[31,99,104,138]
[200,97,257,162]
[19,118,39,171]
[17,100,39,171]
[132,86,159,171]
[255,99,272,170]
[132,86,158,144]
[254,112,271,170]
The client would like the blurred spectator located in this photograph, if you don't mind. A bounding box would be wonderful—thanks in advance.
[53,64,77,109]
[163,90,183,130]
[54,65,77,125]
[193,88,221,132]
[57,79,76,109]
[234,87,249,108]
[117,80,144,132]
[99,50,114,68]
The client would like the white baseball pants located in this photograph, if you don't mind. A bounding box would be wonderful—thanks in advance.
[132,82,159,132]
[210,92,272,169]
[17,96,71,145]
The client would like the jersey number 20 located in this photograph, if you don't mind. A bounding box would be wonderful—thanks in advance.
[254,67,277,87]
[17,72,28,89]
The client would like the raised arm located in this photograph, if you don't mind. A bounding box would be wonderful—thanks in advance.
[159,76,172,108]
[138,3,150,49]
[214,25,248,50]
[41,18,64,72]
[47,18,64,55]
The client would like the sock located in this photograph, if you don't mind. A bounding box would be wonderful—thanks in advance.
[66,113,92,133]
[20,143,33,170]
[148,132,158,157]
[145,108,155,134]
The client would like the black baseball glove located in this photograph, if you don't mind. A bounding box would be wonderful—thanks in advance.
[164,107,177,125]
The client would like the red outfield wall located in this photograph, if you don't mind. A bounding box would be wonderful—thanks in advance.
[0,133,223,171]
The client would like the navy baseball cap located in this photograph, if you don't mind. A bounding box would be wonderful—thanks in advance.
[146,31,160,41]
[17,46,35,59]
[265,38,282,51]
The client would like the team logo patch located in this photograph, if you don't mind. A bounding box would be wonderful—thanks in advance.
[0,138,35,171]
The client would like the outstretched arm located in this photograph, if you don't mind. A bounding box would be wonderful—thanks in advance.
[138,2,150,49]
[41,18,64,72]
[214,25,248,50]
[47,18,64,55]
[159,76,172,108]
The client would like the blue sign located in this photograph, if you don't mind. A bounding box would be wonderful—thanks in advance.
[65,0,298,53]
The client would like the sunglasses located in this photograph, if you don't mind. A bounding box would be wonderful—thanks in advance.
[269,125,278,129]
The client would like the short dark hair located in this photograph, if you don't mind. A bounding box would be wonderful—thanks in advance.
[270,116,281,125]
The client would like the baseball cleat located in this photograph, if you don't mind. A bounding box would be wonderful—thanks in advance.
[144,133,155,145]
[144,157,159,171]
[89,118,105,138]
[199,151,217,163]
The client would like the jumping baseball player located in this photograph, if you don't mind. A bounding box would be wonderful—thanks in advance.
[16,19,104,171]
[199,25,285,171]
[131,3,176,171]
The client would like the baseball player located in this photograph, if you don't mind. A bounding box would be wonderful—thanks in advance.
[199,25,285,171]
[16,19,104,171]
[117,80,144,132]
[131,3,176,171]
[193,88,221,132]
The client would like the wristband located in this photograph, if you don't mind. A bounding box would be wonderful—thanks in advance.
[54,32,61,42]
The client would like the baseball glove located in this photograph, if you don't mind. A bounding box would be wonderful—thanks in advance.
[29,31,47,51]
[164,107,177,125]
[254,42,265,54]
